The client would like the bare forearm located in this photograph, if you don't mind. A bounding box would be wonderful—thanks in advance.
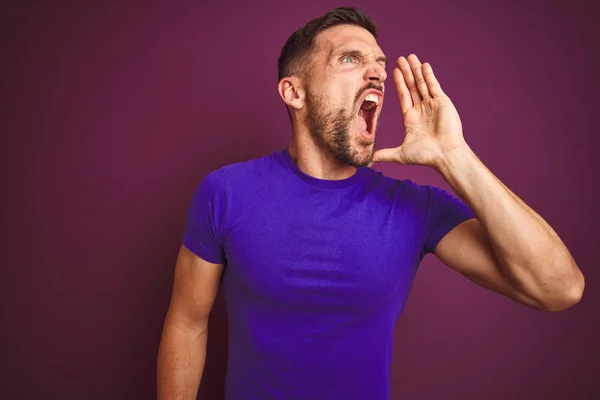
[157,320,208,400]
[436,145,584,310]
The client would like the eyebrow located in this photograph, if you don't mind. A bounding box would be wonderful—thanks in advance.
[332,48,388,67]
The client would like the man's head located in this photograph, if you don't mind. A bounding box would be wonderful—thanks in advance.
[277,7,387,168]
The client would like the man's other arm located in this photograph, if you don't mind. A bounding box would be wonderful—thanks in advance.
[157,244,224,399]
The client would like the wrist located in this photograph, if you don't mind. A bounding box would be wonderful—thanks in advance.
[436,143,476,178]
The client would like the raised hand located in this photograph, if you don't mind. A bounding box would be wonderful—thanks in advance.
[371,54,468,170]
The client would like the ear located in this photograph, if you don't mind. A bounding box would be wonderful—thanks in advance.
[277,76,305,112]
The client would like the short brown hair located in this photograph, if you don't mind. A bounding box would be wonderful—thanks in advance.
[277,7,379,82]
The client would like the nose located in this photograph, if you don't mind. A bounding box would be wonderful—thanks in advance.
[366,61,387,84]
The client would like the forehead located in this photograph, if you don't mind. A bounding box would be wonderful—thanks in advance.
[313,24,383,58]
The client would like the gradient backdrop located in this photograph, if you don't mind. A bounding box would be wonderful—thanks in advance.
[2,1,599,399]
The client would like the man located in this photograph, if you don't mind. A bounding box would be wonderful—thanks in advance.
[157,7,584,400]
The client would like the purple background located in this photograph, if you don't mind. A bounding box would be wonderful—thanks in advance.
[2,1,599,399]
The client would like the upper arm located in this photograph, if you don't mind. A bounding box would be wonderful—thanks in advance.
[434,218,546,311]
[165,244,224,332]
[168,168,227,330]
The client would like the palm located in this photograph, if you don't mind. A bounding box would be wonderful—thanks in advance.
[372,55,467,170]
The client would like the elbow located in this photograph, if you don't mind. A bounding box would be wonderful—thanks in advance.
[542,269,585,312]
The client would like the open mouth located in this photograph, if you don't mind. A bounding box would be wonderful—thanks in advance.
[357,93,379,138]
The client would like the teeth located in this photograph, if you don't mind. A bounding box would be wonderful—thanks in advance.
[365,94,379,104]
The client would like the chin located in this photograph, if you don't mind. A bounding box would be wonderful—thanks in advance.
[347,141,376,168]
[320,114,377,168]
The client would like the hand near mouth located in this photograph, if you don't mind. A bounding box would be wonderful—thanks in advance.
[369,54,468,171]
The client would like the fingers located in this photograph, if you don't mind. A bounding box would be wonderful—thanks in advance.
[406,54,432,101]
[397,56,422,106]
[421,62,445,97]
[393,67,413,114]
[396,55,444,105]
[371,147,401,164]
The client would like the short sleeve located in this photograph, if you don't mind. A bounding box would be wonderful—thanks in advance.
[181,169,227,264]
[418,184,476,257]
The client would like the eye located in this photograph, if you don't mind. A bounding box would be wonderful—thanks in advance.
[341,55,359,64]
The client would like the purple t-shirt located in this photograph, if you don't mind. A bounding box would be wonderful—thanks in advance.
[182,148,475,400]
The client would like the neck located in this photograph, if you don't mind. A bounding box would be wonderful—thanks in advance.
[288,119,357,181]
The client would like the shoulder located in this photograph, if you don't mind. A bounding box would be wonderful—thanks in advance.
[362,168,436,202]
[219,150,282,180]
[193,150,285,201]
[362,168,469,217]
[196,150,278,184]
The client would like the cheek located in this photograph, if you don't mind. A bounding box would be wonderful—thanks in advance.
[315,78,358,110]
[329,85,356,110]
[341,82,359,106]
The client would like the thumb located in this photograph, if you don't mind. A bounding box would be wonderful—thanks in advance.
[369,147,401,166]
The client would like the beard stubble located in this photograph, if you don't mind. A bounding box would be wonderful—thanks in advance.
[305,83,382,168]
